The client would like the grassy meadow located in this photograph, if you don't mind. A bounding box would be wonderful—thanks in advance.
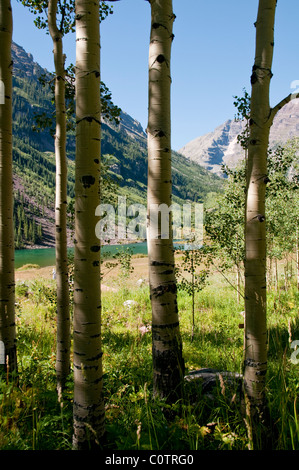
[0,254,298,450]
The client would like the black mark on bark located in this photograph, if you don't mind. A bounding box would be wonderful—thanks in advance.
[81,175,95,188]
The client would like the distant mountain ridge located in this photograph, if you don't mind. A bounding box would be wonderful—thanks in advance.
[12,42,48,80]
[179,99,299,176]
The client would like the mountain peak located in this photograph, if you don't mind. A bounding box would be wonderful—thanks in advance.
[179,99,299,176]
[117,111,147,141]
[12,42,47,81]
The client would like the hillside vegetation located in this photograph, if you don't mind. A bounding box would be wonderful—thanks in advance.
[11,42,223,249]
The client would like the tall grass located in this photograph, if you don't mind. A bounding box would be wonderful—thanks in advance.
[0,274,298,450]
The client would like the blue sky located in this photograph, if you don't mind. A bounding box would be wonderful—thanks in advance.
[12,0,299,151]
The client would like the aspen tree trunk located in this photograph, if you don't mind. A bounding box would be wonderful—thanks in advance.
[72,0,104,449]
[244,0,275,420]
[0,0,17,374]
[244,3,299,406]
[243,2,285,442]
[268,254,273,289]
[147,0,184,401]
[191,252,195,342]
[48,0,70,398]
[296,226,299,290]
[275,258,278,292]
[236,264,240,304]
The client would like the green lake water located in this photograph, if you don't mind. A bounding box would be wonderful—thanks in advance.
[14,240,191,270]
[14,243,149,269]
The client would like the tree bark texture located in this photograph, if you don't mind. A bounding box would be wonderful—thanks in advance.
[244,0,276,420]
[72,0,104,449]
[0,0,17,373]
[48,0,71,398]
[147,0,184,402]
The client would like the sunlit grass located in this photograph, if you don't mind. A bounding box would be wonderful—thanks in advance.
[0,272,298,450]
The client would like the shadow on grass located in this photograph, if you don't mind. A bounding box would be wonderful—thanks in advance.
[101,327,248,450]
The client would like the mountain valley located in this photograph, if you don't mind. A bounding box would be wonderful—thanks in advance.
[11,42,222,249]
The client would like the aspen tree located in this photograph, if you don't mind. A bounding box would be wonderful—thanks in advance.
[244,0,299,437]
[0,0,17,374]
[147,0,184,401]
[20,0,118,405]
[48,0,71,399]
[20,0,74,396]
[72,0,104,449]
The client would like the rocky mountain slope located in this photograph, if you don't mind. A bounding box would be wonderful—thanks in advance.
[11,42,223,249]
[179,99,299,176]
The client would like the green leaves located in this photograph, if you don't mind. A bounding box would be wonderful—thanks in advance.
[266,141,299,260]
[233,88,251,122]
[176,247,210,296]
[204,163,245,270]
[205,137,299,275]
[19,0,113,35]
[233,88,251,150]
[33,66,121,134]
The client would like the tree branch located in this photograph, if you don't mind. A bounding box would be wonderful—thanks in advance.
[270,92,299,124]
[48,0,61,40]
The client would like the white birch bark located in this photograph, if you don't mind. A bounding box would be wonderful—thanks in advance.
[0,0,17,373]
